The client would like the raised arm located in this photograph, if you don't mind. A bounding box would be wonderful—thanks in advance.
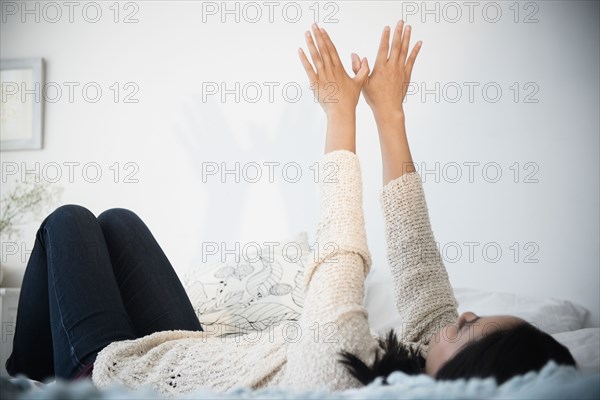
[351,20,420,184]
[280,24,380,390]
[353,21,458,354]
[298,23,369,154]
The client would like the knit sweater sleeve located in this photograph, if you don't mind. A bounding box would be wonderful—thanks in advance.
[280,149,379,391]
[380,172,458,358]
[303,149,372,286]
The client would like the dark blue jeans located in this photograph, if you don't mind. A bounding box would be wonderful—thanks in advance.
[5,205,202,382]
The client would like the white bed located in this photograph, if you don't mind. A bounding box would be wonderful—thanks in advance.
[2,287,598,399]
[2,233,599,397]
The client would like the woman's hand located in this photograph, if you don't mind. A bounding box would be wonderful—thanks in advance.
[298,23,370,153]
[349,21,421,184]
[351,20,422,122]
[299,23,370,117]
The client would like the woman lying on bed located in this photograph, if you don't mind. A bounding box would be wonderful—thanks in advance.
[6,21,576,396]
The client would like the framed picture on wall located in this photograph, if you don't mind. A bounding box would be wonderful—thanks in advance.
[0,58,44,151]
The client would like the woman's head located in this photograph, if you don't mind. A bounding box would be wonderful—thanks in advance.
[425,311,523,376]
[428,311,577,384]
[338,311,577,386]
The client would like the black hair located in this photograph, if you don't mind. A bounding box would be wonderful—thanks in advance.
[435,322,576,384]
[338,322,577,386]
[338,328,425,385]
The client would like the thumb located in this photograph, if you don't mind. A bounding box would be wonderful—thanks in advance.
[354,57,370,85]
[351,53,361,75]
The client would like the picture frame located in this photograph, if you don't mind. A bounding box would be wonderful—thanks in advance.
[0,58,44,151]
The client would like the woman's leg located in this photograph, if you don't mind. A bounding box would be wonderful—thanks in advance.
[97,208,202,336]
[6,205,202,381]
[6,205,137,381]
[4,221,55,381]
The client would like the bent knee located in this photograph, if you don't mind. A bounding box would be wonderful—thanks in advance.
[97,208,141,225]
[47,204,95,226]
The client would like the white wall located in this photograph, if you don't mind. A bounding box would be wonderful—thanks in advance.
[1,1,598,326]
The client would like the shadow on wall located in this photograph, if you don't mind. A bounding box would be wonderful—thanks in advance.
[174,94,323,261]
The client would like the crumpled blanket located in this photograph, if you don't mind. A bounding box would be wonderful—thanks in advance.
[1,361,598,400]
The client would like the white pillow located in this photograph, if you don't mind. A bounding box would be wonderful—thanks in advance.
[454,287,590,334]
[366,283,590,336]
[552,328,600,373]
[182,232,310,336]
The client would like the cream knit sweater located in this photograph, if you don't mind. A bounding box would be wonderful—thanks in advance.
[92,150,458,397]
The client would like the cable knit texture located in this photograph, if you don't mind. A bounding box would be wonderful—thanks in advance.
[91,150,458,397]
